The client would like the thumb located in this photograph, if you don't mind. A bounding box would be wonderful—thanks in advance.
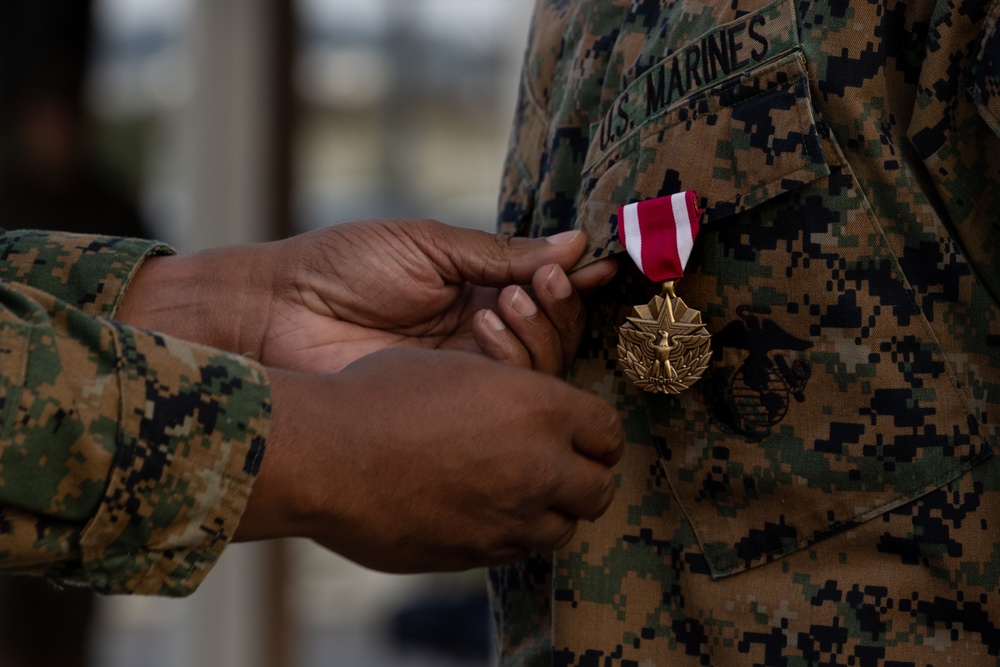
[422,224,588,286]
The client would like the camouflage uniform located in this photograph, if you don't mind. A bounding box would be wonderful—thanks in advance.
[0,230,269,596]
[491,0,1000,664]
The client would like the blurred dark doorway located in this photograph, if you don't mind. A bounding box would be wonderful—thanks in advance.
[0,3,143,666]
[0,0,145,237]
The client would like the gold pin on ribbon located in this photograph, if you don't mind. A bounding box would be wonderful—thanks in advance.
[615,191,711,394]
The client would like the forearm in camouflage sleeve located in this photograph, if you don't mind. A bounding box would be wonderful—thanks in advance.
[0,281,270,596]
[0,230,173,318]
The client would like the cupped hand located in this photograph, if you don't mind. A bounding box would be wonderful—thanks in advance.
[258,219,615,374]
[235,348,625,572]
[116,218,616,376]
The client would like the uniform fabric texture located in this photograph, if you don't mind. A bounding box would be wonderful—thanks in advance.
[491,0,1000,663]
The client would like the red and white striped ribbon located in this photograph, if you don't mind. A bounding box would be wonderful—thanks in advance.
[618,190,703,282]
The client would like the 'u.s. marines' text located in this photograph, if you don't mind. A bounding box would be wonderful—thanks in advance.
[598,14,772,151]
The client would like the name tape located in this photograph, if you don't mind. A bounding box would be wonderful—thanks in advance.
[590,0,799,159]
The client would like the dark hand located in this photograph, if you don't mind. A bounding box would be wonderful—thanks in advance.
[235,348,625,572]
[117,219,616,375]
[258,219,615,374]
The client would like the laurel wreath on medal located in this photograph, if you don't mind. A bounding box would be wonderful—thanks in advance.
[617,284,712,394]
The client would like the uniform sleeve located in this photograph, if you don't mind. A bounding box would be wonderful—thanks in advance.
[0,230,271,597]
[0,229,173,317]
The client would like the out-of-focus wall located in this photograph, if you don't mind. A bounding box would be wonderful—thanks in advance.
[86,1,534,666]
[294,0,533,232]
[90,0,286,251]
[90,0,533,243]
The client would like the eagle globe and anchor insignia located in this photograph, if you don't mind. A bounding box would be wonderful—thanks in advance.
[617,280,712,394]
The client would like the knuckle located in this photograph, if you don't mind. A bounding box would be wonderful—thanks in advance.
[587,401,626,462]
[564,301,587,339]
[530,329,560,366]
[492,231,514,249]
[491,546,531,566]
[489,232,516,272]
[468,528,502,561]
[521,457,560,503]
[507,349,533,370]
[591,473,617,519]
[550,519,578,551]
[606,412,626,459]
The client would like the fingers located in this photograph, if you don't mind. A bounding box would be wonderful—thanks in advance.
[470,264,590,374]
[501,263,595,373]
[568,257,618,295]
[471,309,532,369]
[570,395,626,466]
[550,456,618,522]
[518,384,623,539]
[470,280,568,374]
[522,511,579,552]
[413,220,588,286]
[518,429,622,553]
[497,280,572,375]
[532,265,587,371]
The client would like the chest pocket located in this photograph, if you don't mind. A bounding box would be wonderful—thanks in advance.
[575,1,991,579]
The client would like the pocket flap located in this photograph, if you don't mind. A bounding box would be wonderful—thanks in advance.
[576,50,830,270]
[571,24,993,580]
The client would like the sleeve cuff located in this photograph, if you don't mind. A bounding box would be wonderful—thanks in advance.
[0,230,174,318]
[78,322,270,596]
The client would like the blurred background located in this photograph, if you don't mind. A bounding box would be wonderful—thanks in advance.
[0,0,534,665]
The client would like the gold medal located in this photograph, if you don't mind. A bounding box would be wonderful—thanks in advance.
[615,191,709,394]
[617,281,711,394]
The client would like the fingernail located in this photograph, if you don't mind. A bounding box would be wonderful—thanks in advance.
[482,309,506,332]
[509,286,537,317]
[545,265,572,299]
[546,230,582,245]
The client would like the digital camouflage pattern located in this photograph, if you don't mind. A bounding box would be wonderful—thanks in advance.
[0,230,270,596]
[491,0,1000,664]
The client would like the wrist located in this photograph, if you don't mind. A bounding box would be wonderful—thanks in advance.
[114,244,275,357]
[234,368,355,544]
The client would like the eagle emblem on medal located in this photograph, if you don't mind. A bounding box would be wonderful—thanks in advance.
[617,281,711,394]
